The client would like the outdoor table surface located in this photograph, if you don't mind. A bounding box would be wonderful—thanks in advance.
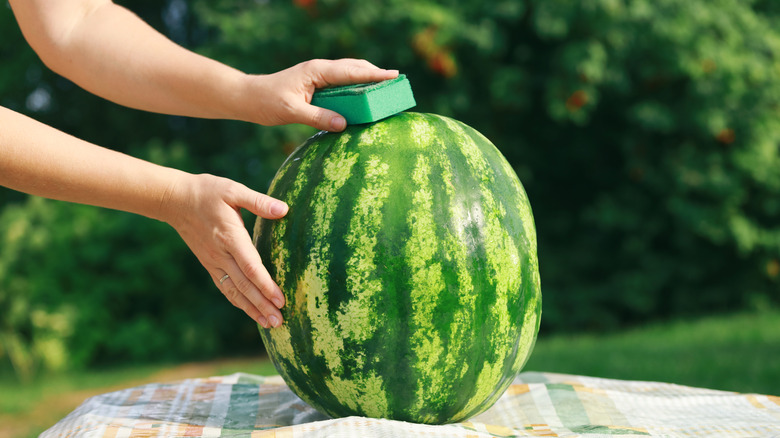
[41,372,780,437]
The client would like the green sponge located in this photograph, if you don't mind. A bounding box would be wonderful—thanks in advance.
[311,74,416,125]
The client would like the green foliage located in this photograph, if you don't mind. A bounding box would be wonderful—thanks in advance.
[1,0,779,376]
[195,0,780,330]
[0,143,264,378]
[0,2,292,377]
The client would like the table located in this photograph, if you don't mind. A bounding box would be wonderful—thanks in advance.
[41,372,780,437]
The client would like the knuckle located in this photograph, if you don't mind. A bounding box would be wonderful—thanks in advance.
[300,59,321,74]
[198,173,223,191]
[312,110,328,129]
[204,245,224,264]
[279,99,297,119]
[253,194,270,215]
[213,230,232,252]
[223,181,246,202]
[233,276,254,294]
[241,262,263,282]
[346,66,362,81]
[310,58,328,69]
[222,285,240,303]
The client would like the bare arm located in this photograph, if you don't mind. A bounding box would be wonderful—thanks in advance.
[4,0,398,327]
[0,105,287,328]
[8,0,398,131]
[0,106,181,221]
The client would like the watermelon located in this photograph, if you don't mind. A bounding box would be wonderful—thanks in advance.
[252,112,541,424]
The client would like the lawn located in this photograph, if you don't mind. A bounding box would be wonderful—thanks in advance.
[0,358,278,438]
[524,309,780,396]
[1,309,778,438]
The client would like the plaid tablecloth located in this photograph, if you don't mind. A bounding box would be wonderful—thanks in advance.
[41,372,780,438]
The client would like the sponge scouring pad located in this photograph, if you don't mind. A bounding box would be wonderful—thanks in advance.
[311,74,416,125]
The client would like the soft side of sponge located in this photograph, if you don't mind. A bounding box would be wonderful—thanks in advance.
[311,74,416,125]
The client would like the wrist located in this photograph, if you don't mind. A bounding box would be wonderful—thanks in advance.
[151,169,192,227]
[229,73,273,125]
[217,70,255,122]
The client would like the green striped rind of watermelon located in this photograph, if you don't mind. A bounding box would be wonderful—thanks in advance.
[252,112,541,424]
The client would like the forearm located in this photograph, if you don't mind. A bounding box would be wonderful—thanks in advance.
[9,0,249,122]
[0,105,184,222]
[9,0,399,132]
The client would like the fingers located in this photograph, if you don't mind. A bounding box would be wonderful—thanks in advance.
[167,174,288,328]
[296,59,399,131]
[209,246,285,329]
[306,58,399,89]
[232,184,288,219]
[298,104,347,132]
[248,58,398,130]
[233,230,286,310]
[215,272,265,325]
[214,259,284,329]
[220,183,288,327]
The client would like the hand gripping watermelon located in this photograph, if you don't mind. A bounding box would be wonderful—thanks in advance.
[253,112,541,424]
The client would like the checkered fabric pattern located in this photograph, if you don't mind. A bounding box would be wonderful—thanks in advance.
[41,372,780,437]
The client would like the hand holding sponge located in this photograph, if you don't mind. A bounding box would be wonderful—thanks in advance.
[311,74,416,126]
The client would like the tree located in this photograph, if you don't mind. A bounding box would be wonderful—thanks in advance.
[2,0,779,376]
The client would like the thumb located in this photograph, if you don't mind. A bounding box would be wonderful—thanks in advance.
[234,185,288,219]
[298,103,347,132]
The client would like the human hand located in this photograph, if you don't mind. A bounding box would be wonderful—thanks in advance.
[161,173,287,328]
[243,58,399,132]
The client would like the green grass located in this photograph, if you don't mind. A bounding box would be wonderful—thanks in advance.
[524,309,780,395]
[1,310,777,438]
[0,360,277,414]
[0,357,279,438]
[0,357,279,416]
[0,362,170,416]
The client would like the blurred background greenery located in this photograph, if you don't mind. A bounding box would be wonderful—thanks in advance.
[1,0,779,418]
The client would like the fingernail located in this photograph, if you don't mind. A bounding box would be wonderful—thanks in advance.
[273,296,284,309]
[268,315,280,328]
[330,116,346,132]
[386,69,399,76]
[258,316,268,328]
[271,202,288,216]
